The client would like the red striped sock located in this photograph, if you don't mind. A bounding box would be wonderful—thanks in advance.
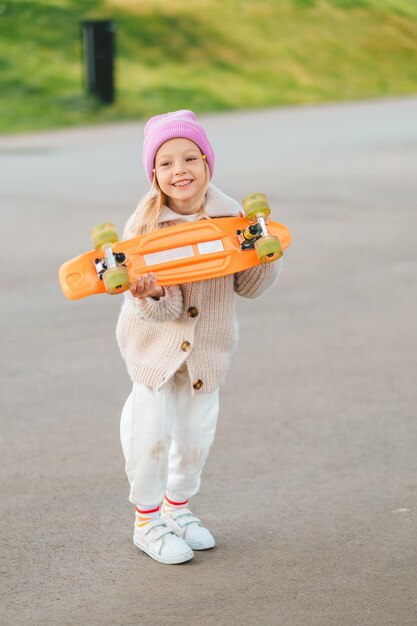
[162,494,189,515]
[135,504,161,528]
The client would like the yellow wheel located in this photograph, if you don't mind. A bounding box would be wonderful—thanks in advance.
[255,235,283,263]
[102,266,130,295]
[243,193,271,223]
[91,223,119,250]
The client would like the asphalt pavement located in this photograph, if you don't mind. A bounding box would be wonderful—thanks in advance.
[1,97,417,625]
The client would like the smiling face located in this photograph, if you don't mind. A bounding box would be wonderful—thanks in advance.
[154,138,208,215]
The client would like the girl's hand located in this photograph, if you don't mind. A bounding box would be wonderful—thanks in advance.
[130,273,164,300]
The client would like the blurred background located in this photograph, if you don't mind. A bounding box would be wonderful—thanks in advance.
[1,0,417,134]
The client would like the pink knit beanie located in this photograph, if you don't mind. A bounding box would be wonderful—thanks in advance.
[143,110,215,182]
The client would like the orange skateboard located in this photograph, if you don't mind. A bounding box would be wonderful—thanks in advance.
[59,193,292,301]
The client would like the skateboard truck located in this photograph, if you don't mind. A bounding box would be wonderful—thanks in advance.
[94,252,126,280]
[239,194,283,261]
[236,223,263,250]
[91,223,130,294]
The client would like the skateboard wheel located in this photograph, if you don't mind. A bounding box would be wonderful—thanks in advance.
[102,266,130,295]
[243,193,271,223]
[91,223,119,250]
[255,235,283,263]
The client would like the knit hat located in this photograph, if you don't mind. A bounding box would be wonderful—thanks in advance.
[143,110,215,182]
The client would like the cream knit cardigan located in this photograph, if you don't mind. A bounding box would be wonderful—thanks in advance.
[116,184,282,394]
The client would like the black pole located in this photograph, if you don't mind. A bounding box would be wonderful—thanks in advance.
[81,20,115,104]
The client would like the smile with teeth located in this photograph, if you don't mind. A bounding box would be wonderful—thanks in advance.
[173,179,193,189]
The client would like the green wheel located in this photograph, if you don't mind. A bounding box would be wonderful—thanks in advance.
[91,223,119,250]
[102,266,130,295]
[255,235,283,263]
[243,193,271,223]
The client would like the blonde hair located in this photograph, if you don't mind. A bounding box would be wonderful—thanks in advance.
[123,159,211,239]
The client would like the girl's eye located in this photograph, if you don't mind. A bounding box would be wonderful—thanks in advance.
[186,156,197,162]
[160,162,170,167]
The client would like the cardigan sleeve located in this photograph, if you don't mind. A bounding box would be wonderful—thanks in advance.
[234,258,282,299]
[123,285,184,322]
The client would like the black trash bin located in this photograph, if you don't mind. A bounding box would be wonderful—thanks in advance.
[81,20,115,104]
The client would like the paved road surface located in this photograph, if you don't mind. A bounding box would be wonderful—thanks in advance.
[1,97,416,625]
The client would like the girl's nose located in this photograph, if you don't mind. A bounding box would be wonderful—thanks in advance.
[174,162,186,175]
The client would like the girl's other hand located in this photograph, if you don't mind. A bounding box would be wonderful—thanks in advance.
[130,273,164,300]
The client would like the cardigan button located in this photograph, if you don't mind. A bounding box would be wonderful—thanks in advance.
[187,306,199,318]
[181,341,191,352]
[193,379,203,390]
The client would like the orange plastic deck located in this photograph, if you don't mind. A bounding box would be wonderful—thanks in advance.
[59,216,292,300]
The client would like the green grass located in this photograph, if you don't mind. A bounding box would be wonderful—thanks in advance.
[1,0,417,133]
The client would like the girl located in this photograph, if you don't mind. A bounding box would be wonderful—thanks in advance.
[117,110,282,564]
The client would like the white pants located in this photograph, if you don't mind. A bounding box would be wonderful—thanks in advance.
[120,365,219,507]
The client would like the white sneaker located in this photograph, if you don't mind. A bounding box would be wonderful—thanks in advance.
[133,518,194,564]
[161,507,215,550]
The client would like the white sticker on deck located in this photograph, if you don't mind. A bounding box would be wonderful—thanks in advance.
[144,245,194,266]
[197,240,224,255]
